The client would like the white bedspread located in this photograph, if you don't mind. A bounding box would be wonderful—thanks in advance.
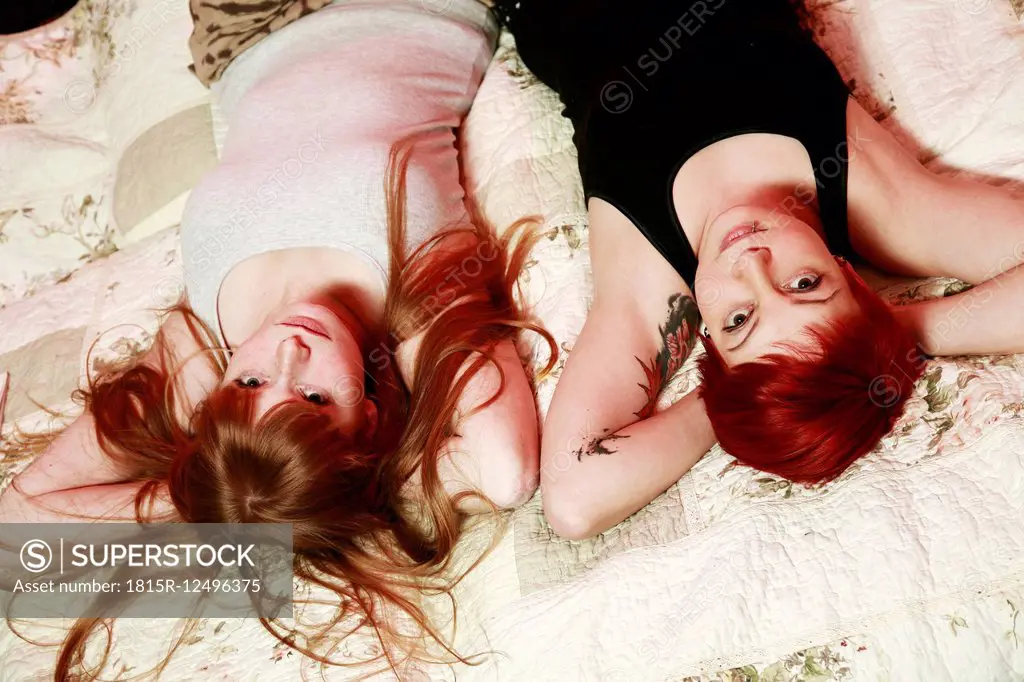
[2,0,1024,680]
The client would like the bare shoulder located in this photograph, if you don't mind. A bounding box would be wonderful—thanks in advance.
[844,100,943,277]
[845,100,1024,283]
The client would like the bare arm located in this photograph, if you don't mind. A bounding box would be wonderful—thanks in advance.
[548,388,715,540]
[397,334,539,511]
[895,266,1024,357]
[894,172,1024,356]
[0,481,174,523]
[540,296,715,540]
[538,198,717,540]
[845,101,1024,357]
[0,309,215,523]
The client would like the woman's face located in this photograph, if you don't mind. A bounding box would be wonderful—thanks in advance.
[693,206,858,365]
[220,302,375,434]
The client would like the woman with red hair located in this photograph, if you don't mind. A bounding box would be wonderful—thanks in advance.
[495,0,1024,539]
[0,0,553,677]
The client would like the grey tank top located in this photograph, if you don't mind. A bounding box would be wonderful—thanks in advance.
[180,0,498,336]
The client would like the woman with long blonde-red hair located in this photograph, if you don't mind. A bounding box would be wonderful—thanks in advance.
[0,0,553,676]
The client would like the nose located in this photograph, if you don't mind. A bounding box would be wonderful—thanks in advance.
[276,335,311,378]
[731,246,771,280]
[731,247,786,300]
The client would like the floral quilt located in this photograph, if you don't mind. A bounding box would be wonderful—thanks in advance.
[3,0,1024,680]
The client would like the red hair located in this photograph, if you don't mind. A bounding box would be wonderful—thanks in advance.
[22,138,556,680]
[697,264,925,484]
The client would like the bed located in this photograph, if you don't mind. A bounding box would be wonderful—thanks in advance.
[2,0,1024,679]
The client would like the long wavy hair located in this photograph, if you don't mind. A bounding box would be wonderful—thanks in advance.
[11,139,555,680]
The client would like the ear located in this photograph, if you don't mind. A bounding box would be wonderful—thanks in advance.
[362,399,379,438]
[699,324,713,346]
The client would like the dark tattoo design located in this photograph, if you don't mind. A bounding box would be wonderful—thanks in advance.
[574,428,631,461]
[572,295,697,461]
[634,294,700,420]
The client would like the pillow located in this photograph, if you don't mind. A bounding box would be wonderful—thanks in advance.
[0,0,213,309]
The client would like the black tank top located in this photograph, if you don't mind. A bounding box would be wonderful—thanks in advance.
[494,0,855,290]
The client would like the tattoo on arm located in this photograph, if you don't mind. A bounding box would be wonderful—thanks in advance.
[634,294,700,420]
[574,429,630,461]
[573,295,697,460]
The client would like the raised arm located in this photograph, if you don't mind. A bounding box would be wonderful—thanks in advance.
[843,100,1024,357]
[396,332,540,511]
[538,295,716,539]
[0,308,216,523]
[879,165,1024,356]
[896,265,1024,357]
[897,170,1024,356]
[536,198,717,540]
[441,339,542,510]
[0,479,174,523]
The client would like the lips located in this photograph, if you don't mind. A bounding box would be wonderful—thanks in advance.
[719,223,767,255]
[278,315,331,340]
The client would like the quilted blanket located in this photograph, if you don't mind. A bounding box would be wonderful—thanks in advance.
[2,0,1024,680]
